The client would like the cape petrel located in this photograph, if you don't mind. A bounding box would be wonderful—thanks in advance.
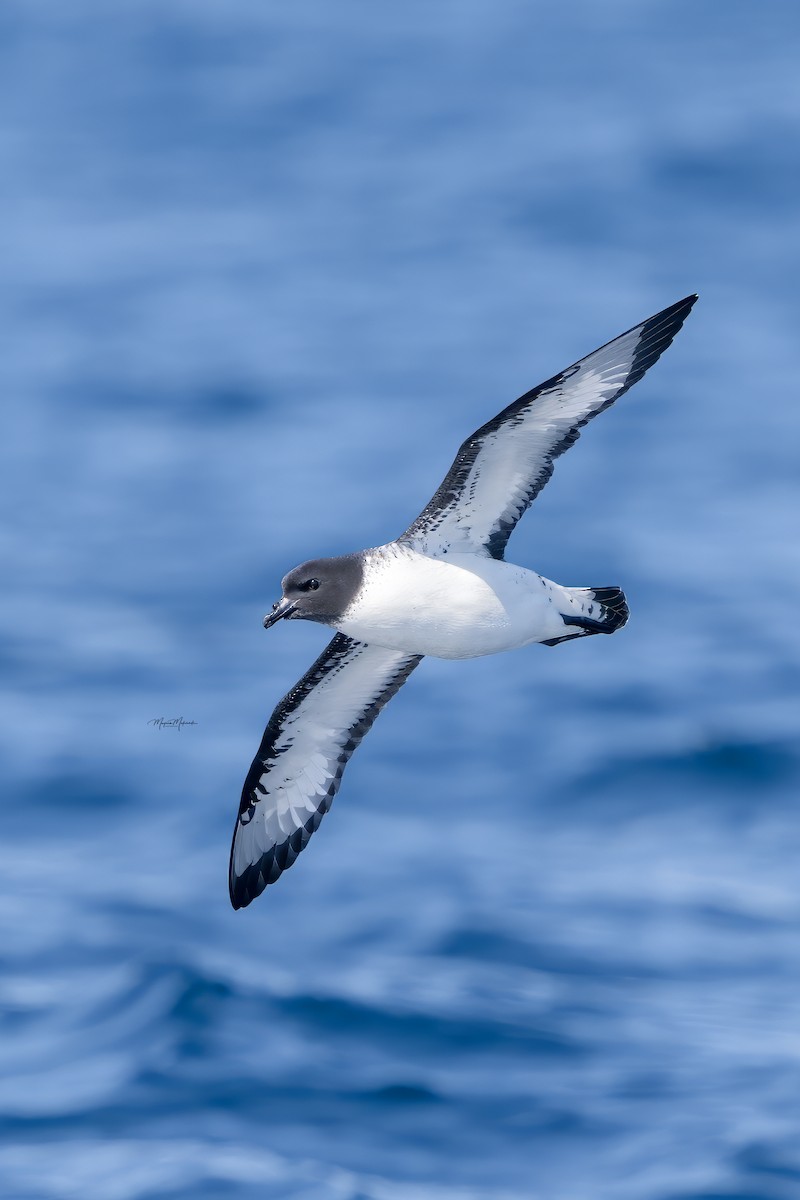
[229,295,697,908]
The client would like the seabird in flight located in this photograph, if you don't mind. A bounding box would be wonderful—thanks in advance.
[229,295,697,908]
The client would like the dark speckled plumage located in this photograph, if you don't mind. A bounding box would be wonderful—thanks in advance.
[400,296,697,560]
[230,634,420,909]
[231,296,696,908]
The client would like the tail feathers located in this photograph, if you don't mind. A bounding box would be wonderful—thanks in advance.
[542,586,628,647]
[586,586,629,629]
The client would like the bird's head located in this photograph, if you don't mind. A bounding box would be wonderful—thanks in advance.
[263,554,364,629]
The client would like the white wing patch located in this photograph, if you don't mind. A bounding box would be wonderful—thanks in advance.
[401,296,696,559]
[229,634,421,908]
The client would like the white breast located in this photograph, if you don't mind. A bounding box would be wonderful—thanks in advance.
[336,545,570,659]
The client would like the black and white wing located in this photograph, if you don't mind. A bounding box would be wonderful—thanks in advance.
[400,295,697,560]
[229,634,421,909]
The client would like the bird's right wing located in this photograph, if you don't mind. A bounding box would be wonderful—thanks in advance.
[229,633,422,909]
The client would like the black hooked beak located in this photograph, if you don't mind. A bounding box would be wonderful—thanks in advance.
[263,597,297,629]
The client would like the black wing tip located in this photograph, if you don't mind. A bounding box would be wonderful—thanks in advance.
[647,289,695,328]
[229,858,263,909]
[229,856,274,910]
[666,292,698,314]
[228,823,279,911]
[230,886,264,910]
[625,292,697,391]
[229,798,332,910]
[640,293,698,340]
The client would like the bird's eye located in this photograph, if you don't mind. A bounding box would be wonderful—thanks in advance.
[306,578,320,591]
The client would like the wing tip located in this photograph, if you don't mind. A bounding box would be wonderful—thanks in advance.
[641,292,698,336]
[662,292,698,325]
[228,822,273,911]
[229,795,334,911]
[228,858,270,910]
[625,292,697,390]
[228,857,257,910]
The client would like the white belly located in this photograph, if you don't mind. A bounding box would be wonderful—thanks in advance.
[335,546,573,659]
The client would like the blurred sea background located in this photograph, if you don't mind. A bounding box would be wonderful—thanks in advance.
[2,2,800,1198]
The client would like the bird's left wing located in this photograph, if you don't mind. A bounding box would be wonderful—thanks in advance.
[400,295,696,560]
[229,633,422,909]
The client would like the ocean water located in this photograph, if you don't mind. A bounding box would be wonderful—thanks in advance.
[2,2,800,1197]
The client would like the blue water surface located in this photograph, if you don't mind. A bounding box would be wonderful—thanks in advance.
[2,2,800,1197]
